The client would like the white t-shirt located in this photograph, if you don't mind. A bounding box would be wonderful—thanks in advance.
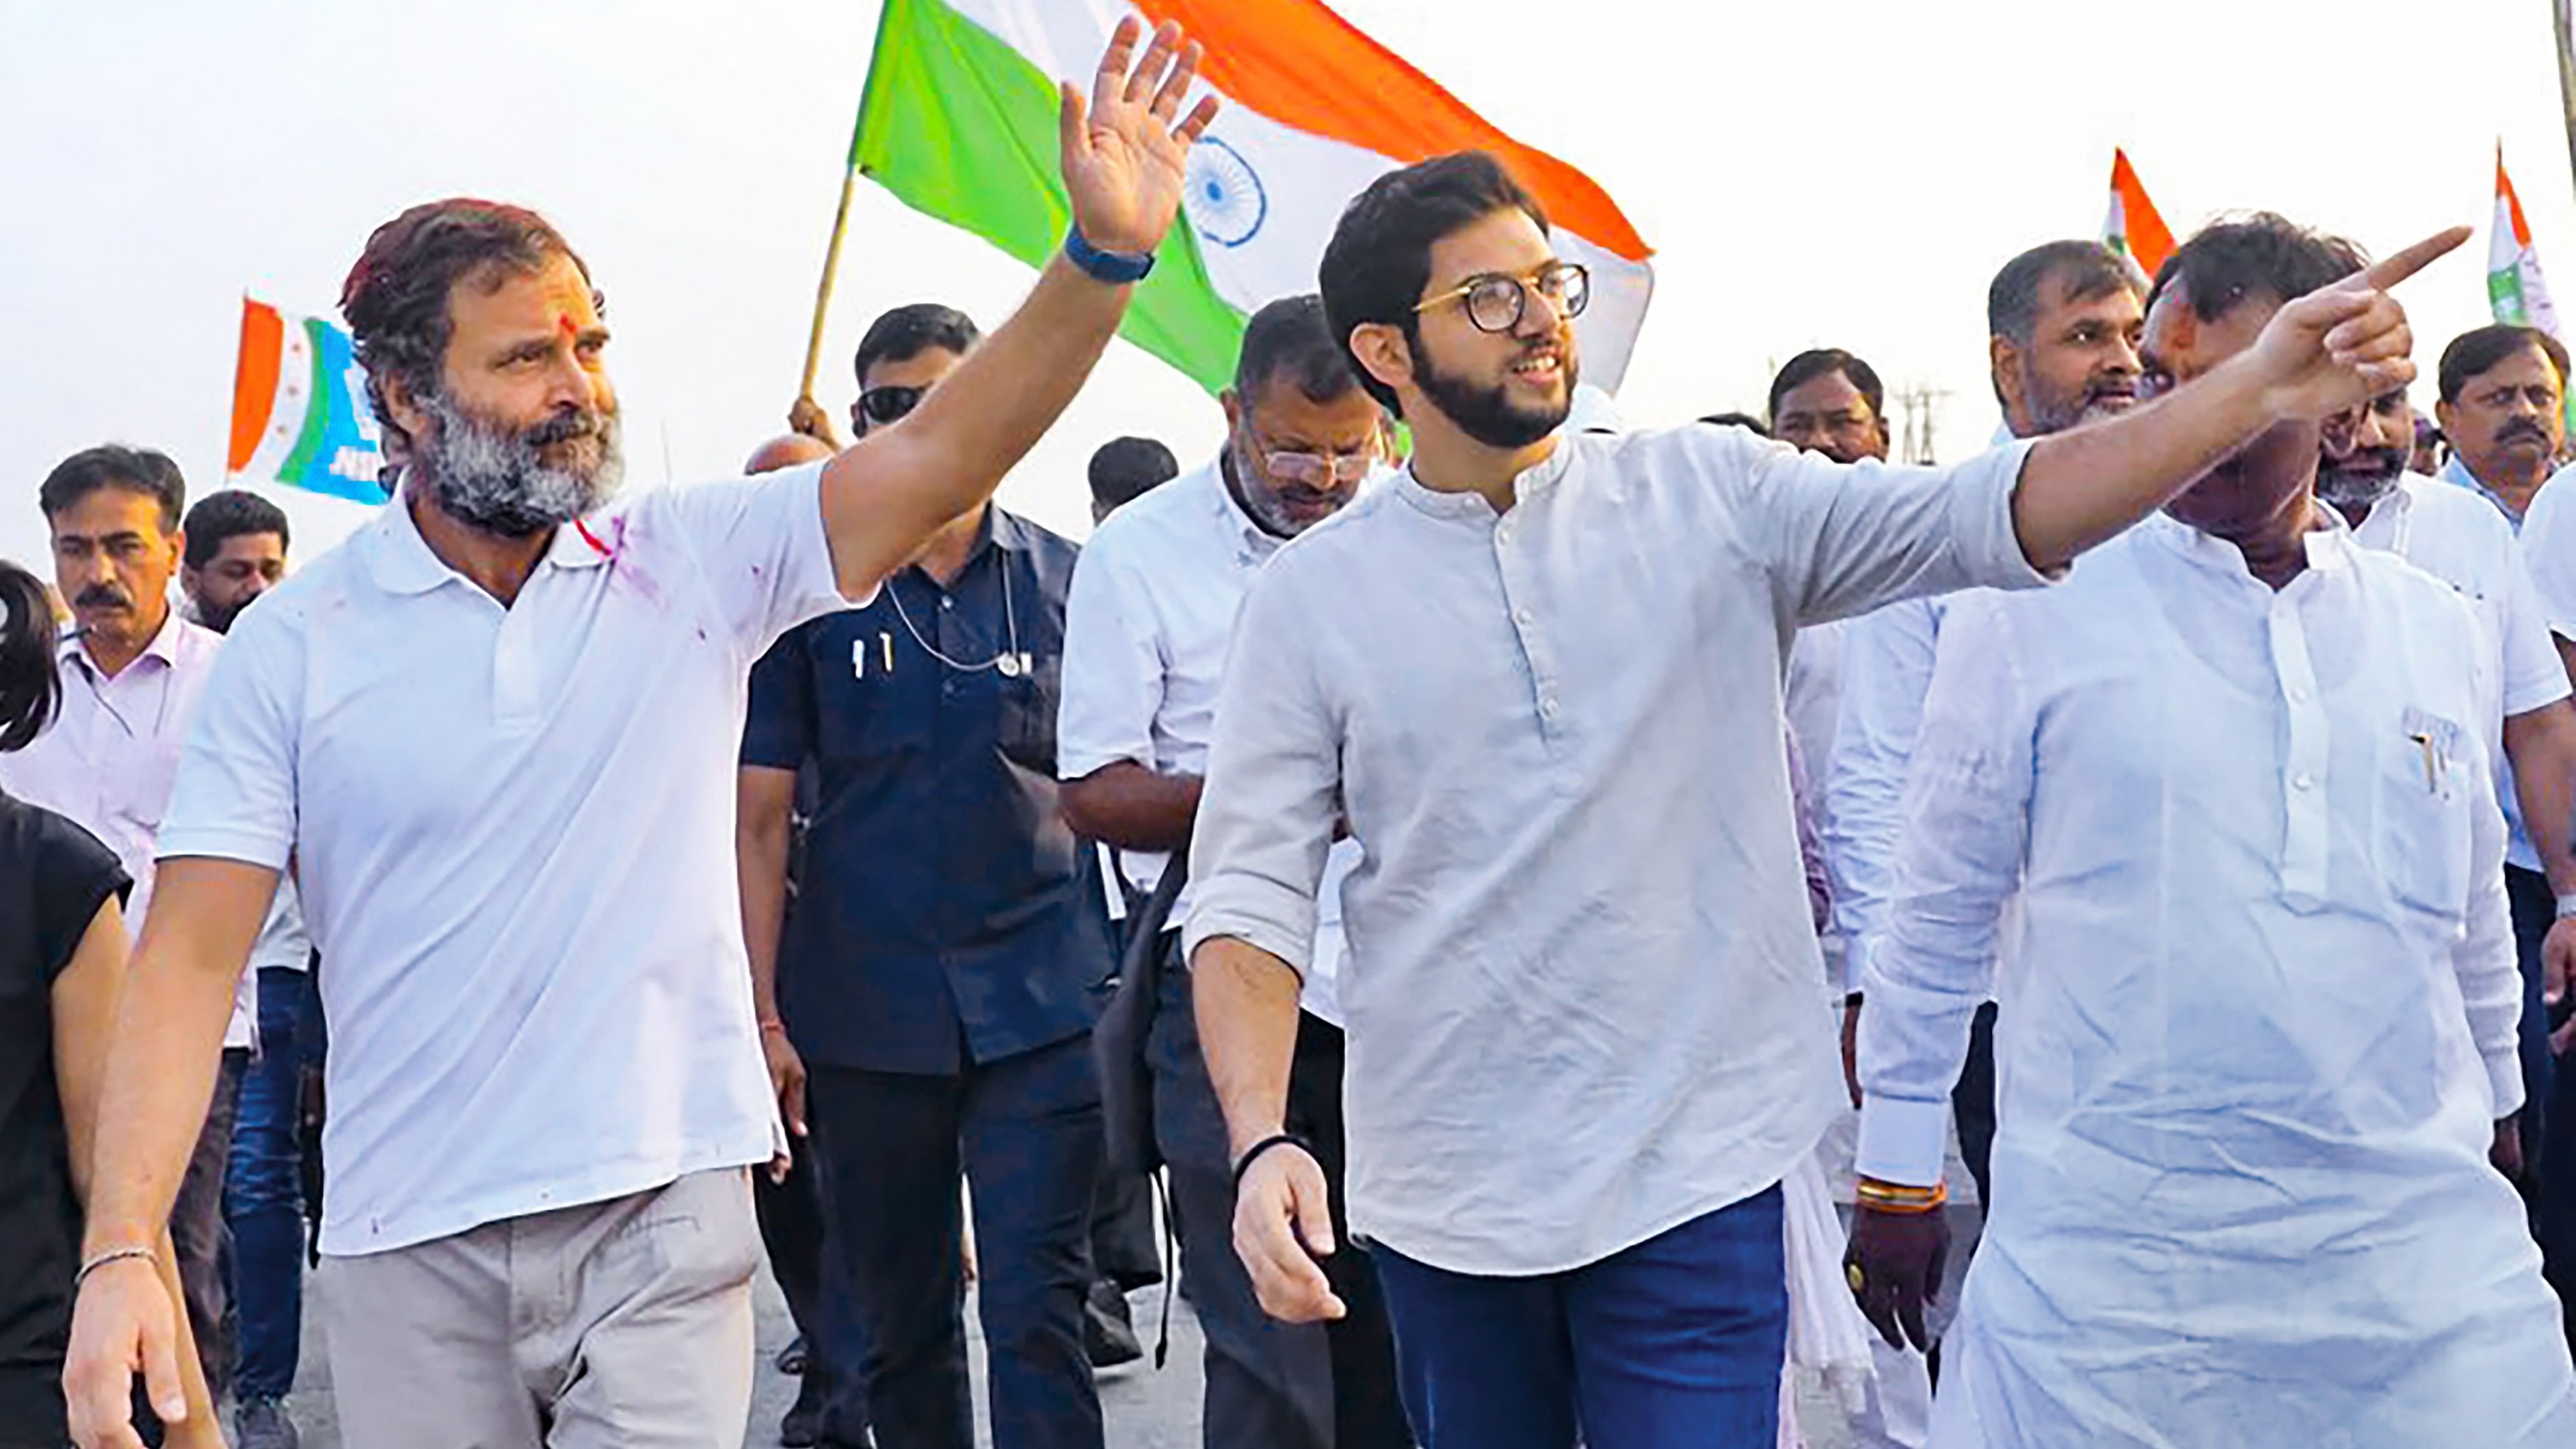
[158,466,852,1255]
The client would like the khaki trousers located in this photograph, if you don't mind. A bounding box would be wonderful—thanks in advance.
[317,1167,759,1448]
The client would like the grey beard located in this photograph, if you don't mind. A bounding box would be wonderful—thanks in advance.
[2315,461,2402,513]
[417,390,624,537]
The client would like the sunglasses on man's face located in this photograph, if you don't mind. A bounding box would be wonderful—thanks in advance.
[853,385,926,434]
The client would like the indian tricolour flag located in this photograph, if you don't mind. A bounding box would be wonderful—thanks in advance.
[2489,146,2562,340]
[225,297,386,503]
[2101,148,2176,284]
[853,0,1655,395]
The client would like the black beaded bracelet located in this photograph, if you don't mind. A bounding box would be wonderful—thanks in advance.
[1230,1132,1317,1193]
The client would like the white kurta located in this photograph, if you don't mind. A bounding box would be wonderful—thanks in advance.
[1859,514,2576,1446]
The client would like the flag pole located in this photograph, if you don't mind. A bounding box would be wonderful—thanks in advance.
[2558,0,2576,198]
[797,159,860,412]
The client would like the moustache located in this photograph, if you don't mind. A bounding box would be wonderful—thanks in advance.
[74,585,133,611]
[522,408,609,449]
[2500,420,2553,447]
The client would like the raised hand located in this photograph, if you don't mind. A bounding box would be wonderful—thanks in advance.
[2250,226,2471,421]
[1057,17,1222,258]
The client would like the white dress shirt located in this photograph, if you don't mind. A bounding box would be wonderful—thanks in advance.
[1057,461,1357,1025]
[1823,594,1951,997]
[1857,515,2574,1446]
[0,611,256,1048]
[2350,474,2570,872]
[159,467,851,1255]
[2514,461,2576,639]
[1184,425,2046,1275]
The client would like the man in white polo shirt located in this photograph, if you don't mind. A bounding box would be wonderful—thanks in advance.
[60,22,1218,1449]
[1183,151,2456,1448]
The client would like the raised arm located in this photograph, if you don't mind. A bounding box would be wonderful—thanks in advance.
[2010,229,2467,571]
[818,19,1219,597]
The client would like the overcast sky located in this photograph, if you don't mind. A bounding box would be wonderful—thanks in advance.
[4,0,2573,569]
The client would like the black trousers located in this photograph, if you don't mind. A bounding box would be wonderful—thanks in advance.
[2506,864,2576,1346]
[1950,1001,2000,1208]
[806,1034,1106,1449]
[1149,935,1411,1449]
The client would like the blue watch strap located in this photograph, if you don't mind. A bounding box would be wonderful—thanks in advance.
[1065,226,1156,285]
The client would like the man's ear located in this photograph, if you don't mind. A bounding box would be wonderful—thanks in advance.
[1349,323,1414,401]
[379,369,430,447]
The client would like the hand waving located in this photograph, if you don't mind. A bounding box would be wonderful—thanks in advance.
[2249,226,2471,421]
[1058,18,1222,258]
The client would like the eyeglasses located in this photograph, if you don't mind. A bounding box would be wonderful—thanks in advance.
[1413,261,1591,334]
[853,385,925,433]
[1256,447,1379,489]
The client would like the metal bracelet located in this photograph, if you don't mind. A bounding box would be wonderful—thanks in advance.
[73,1245,157,1290]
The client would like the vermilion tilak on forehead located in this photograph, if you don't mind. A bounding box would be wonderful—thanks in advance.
[559,314,580,338]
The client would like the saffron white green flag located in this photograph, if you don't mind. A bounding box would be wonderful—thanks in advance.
[2491,147,2562,338]
[851,0,1656,395]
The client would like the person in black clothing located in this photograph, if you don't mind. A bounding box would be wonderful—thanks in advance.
[737,305,1116,1449]
[0,559,215,1449]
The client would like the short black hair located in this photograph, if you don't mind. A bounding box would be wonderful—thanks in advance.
[1088,436,1179,513]
[182,489,292,570]
[39,444,186,534]
[2438,324,2573,405]
[1768,349,1885,426]
[1320,151,1549,414]
[1698,411,1772,438]
[0,559,59,752]
[854,303,981,386]
[342,199,594,456]
[1234,294,1363,403]
[1988,240,2137,347]
[2145,213,2361,326]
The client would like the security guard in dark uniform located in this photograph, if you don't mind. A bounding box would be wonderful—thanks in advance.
[739,304,1113,1449]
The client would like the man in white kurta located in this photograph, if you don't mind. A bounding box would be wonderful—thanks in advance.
[1855,215,2576,1446]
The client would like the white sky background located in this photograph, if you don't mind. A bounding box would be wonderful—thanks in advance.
[3,0,2573,570]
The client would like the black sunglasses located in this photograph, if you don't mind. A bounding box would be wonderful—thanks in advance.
[853,385,925,433]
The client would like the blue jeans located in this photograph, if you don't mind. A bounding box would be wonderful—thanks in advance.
[1370,1186,1787,1449]
[222,966,319,1403]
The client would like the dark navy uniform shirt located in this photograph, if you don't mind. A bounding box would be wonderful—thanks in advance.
[743,506,1111,1074]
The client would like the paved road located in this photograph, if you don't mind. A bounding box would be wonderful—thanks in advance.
[274,1264,1865,1446]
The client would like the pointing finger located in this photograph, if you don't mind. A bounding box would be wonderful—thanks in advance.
[2358,225,2473,293]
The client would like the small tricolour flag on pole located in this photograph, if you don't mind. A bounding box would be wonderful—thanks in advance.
[851,0,1655,395]
[226,297,384,503]
[2101,148,2176,284]
[2489,145,2563,338]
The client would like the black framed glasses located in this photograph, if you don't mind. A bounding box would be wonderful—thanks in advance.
[1413,261,1591,334]
[853,385,926,434]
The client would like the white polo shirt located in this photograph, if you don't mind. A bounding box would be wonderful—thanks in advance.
[158,465,851,1255]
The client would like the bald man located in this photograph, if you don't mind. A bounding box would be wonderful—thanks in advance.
[739,427,858,1448]
[748,434,838,477]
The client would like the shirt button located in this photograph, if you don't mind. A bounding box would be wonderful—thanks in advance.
[1497,525,1514,545]
[2292,773,2315,792]
[2289,686,2312,704]
[1515,608,1534,626]
[940,596,955,611]
[1541,697,1561,719]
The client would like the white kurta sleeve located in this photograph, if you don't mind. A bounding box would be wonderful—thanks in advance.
[1857,596,2034,1187]
[2455,720,2528,1118]
[2518,466,2576,641]
[1733,433,2049,627]
[1181,562,1340,978]
[1056,536,1167,782]
[1824,596,1941,994]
